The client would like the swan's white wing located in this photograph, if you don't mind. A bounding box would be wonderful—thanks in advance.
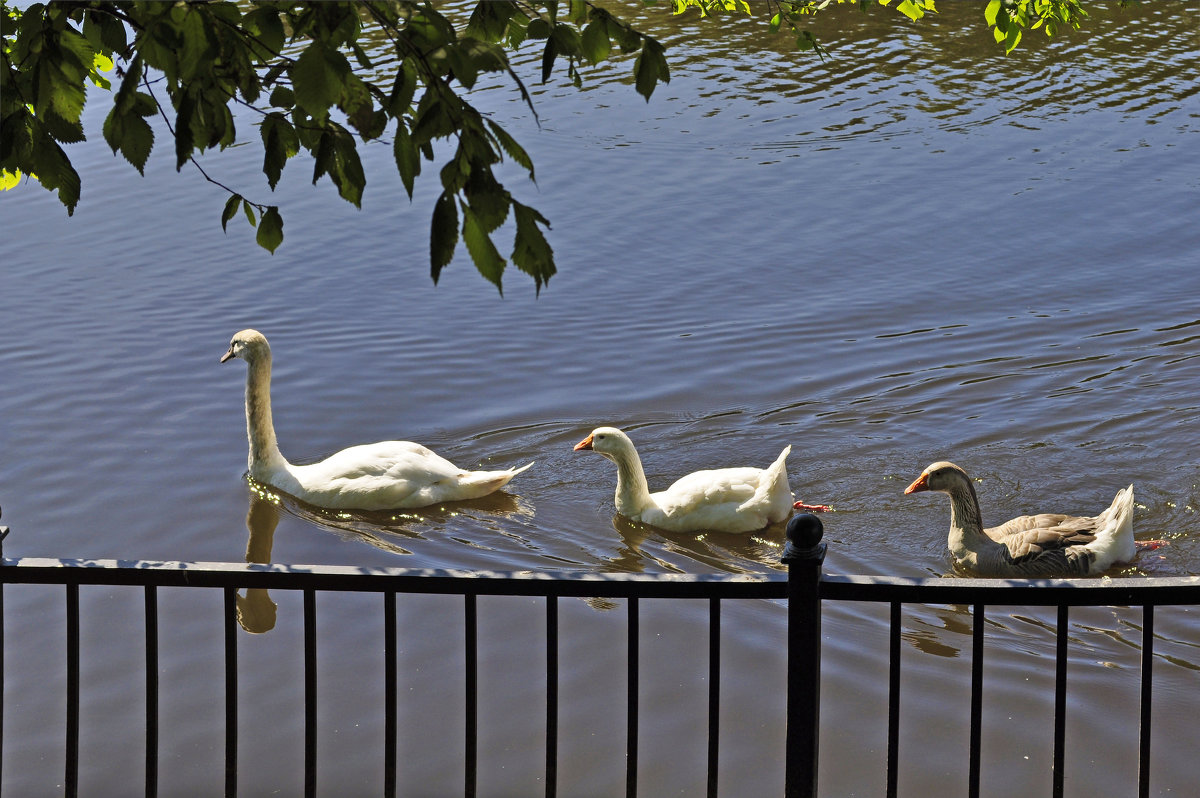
[291,441,475,509]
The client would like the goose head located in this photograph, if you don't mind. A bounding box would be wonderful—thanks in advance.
[221,329,271,364]
[905,461,971,495]
[574,427,635,464]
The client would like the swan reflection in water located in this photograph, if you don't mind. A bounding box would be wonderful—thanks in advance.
[236,477,536,633]
[239,491,280,634]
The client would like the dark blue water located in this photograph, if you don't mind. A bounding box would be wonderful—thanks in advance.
[2,3,1197,795]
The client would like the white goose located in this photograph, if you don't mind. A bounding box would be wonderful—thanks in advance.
[904,461,1137,577]
[574,426,798,533]
[221,329,532,510]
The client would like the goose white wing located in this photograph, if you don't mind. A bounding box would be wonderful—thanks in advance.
[652,467,764,515]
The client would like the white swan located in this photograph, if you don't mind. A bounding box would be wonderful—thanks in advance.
[574,426,796,533]
[221,329,532,510]
[904,461,1138,577]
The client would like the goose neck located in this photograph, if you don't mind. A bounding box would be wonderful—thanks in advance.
[611,446,654,517]
[946,480,991,560]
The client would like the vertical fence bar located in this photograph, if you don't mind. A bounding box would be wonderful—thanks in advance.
[223,587,238,798]
[0,522,7,790]
[304,589,317,798]
[66,582,80,798]
[886,601,901,798]
[1138,604,1155,798]
[708,597,721,798]
[782,514,826,798]
[384,590,397,798]
[968,603,985,798]
[145,586,159,798]
[465,592,477,798]
[627,596,639,798]
[0,520,7,789]
[546,596,559,798]
[1052,604,1068,798]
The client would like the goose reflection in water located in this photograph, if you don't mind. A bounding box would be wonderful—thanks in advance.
[606,513,788,576]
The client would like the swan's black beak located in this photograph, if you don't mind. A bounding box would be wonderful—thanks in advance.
[220,346,235,363]
[904,472,930,495]
[574,434,594,451]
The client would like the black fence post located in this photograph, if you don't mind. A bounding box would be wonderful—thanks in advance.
[782,513,826,798]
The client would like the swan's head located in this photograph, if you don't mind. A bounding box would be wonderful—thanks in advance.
[574,426,634,463]
[221,329,270,365]
[905,461,970,495]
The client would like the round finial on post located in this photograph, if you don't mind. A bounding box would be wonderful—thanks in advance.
[782,512,826,563]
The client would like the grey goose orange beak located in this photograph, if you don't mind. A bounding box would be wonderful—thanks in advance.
[904,472,930,495]
[574,434,594,451]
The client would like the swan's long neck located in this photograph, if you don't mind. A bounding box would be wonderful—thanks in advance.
[244,354,288,476]
[946,479,991,565]
[611,445,655,517]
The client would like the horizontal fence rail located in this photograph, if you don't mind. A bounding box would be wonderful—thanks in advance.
[2,519,1198,798]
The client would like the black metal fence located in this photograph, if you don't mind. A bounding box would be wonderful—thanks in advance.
[1,518,1198,798]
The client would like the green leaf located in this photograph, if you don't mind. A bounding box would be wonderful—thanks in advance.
[269,86,294,109]
[1004,25,1022,54]
[243,200,257,228]
[37,57,88,126]
[486,120,534,180]
[984,0,1003,27]
[462,204,506,292]
[393,123,420,198]
[261,113,298,190]
[511,201,555,292]
[243,7,285,56]
[221,194,242,232]
[633,39,669,101]
[174,95,196,170]
[292,42,346,120]
[550,24,583,58]
[119,114,155,174]
[28,126,81,215]
[581,19,611,64]
[332,132,365,207]
[896,0,923,22]
[540,37,558,83]
[256,206,284,253]
[96,12,128,53]
[113,54,144,114]
[464,168,510,232]
[0,170,22,191]
[465,1,514,41]
[430,192,459,283]
[388,59,417,116]
[178,7,214,81]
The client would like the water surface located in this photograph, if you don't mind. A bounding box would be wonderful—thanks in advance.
[2,2,1198,795]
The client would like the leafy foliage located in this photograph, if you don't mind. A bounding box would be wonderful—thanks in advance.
[2,0,1104,291]
[2,1,672,292]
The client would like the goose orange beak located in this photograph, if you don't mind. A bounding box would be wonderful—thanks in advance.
[574,434,594,451]
[904,472,930,494]
[220,347,235,363]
